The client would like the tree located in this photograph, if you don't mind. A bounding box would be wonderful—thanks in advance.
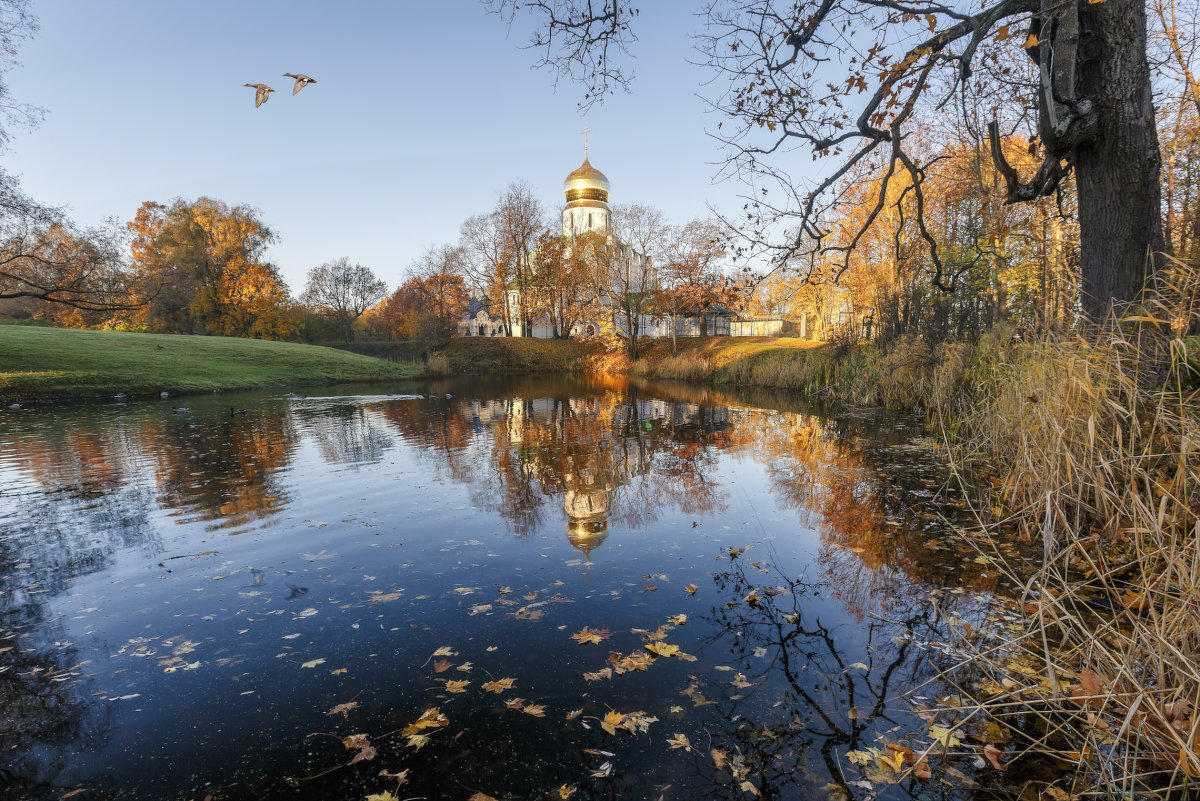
[126,197,294,339]
[529,229,591,337]
[657,218,732,348]
[587,203,664,359]
[0,175,133,314]
[490,0,1166,322]
[460,211,516,335]
[300,258,387,343]
[411,244,471,339]
[495,182,545,336]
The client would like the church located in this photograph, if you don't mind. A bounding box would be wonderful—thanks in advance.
[459,142,661,340]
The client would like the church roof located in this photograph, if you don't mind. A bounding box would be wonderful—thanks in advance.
[563,156,610,205]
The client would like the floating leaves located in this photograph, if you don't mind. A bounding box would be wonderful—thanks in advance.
[667,733,692,751]
[328,701,358,718]
[599,709,657,735]
[343,733,377,763]
[523,704,546,717]
[301,658,326,669]
[481,677,516,693]
[644,642,680,658]
[444,679,469,693]
[402,707,449,737]
[667,614,687,626]
[570,627,612,645]
[684,584,699,595]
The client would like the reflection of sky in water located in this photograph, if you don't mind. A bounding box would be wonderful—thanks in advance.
[0,379,1000,800]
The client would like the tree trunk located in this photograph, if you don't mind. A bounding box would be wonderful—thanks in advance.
[1072,0,1164,321]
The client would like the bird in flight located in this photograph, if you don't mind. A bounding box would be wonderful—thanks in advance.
[244,83,275,108]
[283,73,317,95]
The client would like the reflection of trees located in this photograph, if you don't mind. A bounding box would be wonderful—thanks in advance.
[152,411,295,530]
[679,554,976,801]
[292,402,393,467]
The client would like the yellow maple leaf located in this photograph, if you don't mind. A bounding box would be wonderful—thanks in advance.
[566,708,583,720]
[877,750,905,771]
[523,704,546,717]
[571,628,604,645]
[667,733,692,751]
[929,723,962,748]
[365,793,398,801]
[445,679,469,693]
[406,733,430,750]
[667,614,687,626]
[645,642,680,658]
[431,646,455,657]
[684,584,699,594]
[557,784,576,799]
[328,701,358,718]
[601,710,625,735]
[845,749,873,765]
[301,658,325,669]
[481,677,516,693]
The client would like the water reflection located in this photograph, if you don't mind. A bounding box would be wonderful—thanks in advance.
[0,378,998,800]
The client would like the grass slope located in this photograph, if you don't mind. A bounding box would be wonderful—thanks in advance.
[0,327,421,401]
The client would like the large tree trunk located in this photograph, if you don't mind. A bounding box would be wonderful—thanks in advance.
[1072,0,1164,321]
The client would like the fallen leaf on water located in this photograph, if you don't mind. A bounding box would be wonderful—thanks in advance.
[504,697,526,709]
[601,710,625,735]
[913,758,932,779]
[402,707,449,735]
[482,678,517,693]
[431,646,456,658]
[467,793,498,801]
[729,547,745,558]
[845,750,873,765]
[469,604,492,616]
[667,614,687,626]
[645,642,680,658]
[406,733,430,750]
[684,584,699,595]
[524,591,538,601]
[60,792,86,800]
[621,711,657,733]
[711,748,730,770]
[343,733,376,763]
[433,659,453,673]
[583,668,612,681]
[445,679,469,693]
[667,733,692,751]
[571,627,611,645]
[331,668,347,675]
[783,613,800,624]
[456,662,473,672]
[566,708,583,720]
[301,658,325,669]
[365,793,398,801]
[557,784,576,799]
[328,701,358,718]
[740,780,759,796]
[378,768,408,783]
[983,743,1007,770]
[928,723,962,748]
[523,704,546,717]
[295,608,318,618]
[877,750,904,771]
[498,586,512,595]
[643,582,657,592]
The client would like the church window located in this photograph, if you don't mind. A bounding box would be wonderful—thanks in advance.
[588,213,593,228]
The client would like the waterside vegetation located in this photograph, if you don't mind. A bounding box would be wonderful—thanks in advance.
[0,326,420,402]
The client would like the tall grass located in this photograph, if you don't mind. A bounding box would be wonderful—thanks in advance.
[937,311,1200,796]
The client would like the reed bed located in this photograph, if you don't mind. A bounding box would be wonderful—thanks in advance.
[936,319,1200,798]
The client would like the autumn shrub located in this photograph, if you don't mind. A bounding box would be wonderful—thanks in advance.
[939,322,1200,798]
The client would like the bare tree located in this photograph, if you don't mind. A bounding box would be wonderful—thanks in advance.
[301,257,388,343]
[495,181,544,336]
[460,211,514,335]
[491,0,1166,323]
[0,170,134,311]
[584,203,665,359]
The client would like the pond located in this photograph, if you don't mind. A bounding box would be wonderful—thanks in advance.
[0,376,1020,800]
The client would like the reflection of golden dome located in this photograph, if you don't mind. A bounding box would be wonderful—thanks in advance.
[563,157,610,207]
[567,519,609,559]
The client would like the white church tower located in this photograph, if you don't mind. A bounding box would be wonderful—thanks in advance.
[562,127,611,237]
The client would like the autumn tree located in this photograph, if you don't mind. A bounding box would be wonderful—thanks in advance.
[126,197,294,339]
[460,211,515,335]
[656,218,731,349]
[585,203,665,359]
[490,0,1165,323]
[300,257,387,343]
[529,229,591,337]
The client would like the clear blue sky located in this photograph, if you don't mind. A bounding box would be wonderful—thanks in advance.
[4,1,753,293]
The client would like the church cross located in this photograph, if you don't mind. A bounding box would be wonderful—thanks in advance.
[581,125,591,157]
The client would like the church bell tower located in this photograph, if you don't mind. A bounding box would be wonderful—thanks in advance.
[562,127,611,237]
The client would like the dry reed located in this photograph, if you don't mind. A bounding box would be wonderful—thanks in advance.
[933,286,1200,798]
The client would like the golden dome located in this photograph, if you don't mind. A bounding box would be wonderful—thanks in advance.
[563,157,610,206]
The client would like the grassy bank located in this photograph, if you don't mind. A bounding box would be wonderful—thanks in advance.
[0,327,421,401]
[432,337,605,375]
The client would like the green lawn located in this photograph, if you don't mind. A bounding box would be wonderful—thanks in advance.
[0,327,422,401]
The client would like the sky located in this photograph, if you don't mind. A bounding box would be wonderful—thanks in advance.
[3,1,760,293]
